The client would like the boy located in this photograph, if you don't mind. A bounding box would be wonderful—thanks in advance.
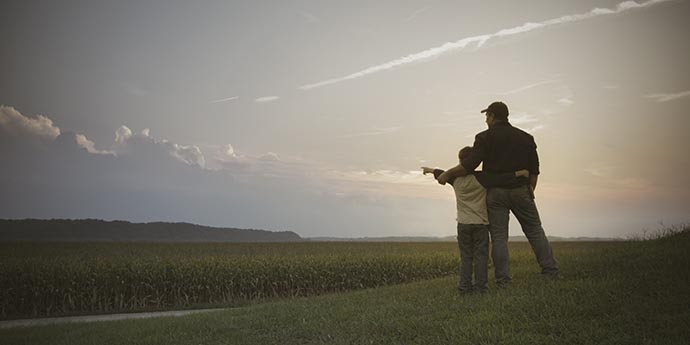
[422,146,528,293]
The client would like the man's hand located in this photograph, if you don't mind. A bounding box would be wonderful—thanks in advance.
[421,167,435,175]
[530,174,538,192]
[437,164,467,185]
[515,169,529,178]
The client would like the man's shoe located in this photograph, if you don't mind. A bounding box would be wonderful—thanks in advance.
[542,271,562,280]
[496,282,512,289]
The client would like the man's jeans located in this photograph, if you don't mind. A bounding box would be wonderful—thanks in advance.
[457,223,489,293]
[487,185,559,285]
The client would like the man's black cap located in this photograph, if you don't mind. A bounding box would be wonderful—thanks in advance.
[480,101,509,118]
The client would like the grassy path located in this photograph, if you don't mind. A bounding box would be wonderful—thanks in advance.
[0,308,227,330]
[2,232,689,344]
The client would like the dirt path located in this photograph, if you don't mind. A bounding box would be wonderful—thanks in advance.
[0,308,227,329]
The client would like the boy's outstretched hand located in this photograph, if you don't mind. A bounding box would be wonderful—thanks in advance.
[515,169,530,178]
[421,167,435,175]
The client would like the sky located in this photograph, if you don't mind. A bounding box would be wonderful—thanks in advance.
[1,0,689,239]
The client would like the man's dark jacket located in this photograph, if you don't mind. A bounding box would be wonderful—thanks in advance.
[461,121,539,189]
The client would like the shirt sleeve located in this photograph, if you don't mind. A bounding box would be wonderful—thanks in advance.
[528,135,540,175]
[461,132,486,172]
[433,169,456,186]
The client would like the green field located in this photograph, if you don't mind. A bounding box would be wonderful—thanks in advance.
[1,241,465,319]
[1,240,626,320]
[1,228,689,344]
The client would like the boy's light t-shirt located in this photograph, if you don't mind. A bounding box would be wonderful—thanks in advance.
[452,175,489,225]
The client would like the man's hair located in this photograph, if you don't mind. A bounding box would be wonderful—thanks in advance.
[491,112,509,121]
[458,146,473,161]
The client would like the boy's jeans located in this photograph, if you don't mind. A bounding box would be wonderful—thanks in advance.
[487,185,559,286]
[457,223,489,293]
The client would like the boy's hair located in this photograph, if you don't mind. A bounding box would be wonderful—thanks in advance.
[458,146,473,161]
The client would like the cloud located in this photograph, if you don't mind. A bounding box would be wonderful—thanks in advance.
[75,134,114,155]
[405,7,428,22]
[115,125,133,144]
[0,104,460,238]
[644,90,690,102]
[0,107,198,164]
[524,124,546,134]
[258,152,280,162]
[343,169,429,185]
[114,126,206,167]
[169,143,205,167]
[501,80,561,95]
[254,96,280,103]
[0,105,61,140]
[337,126,402,138]
[509,113,541,125]
[298,0,674,90]
[221,144,236,158]
[558,97,575,106]
[584,166,615,177]
[208,96,239,104]
[299,34,490,90]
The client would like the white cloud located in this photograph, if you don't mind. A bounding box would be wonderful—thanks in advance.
[0,105,61,140]
[644,90,690,102]
[500,80,561,95]
[221,144,236,158]
[75,134,114,155]
[510,113,541,125]
[169,143,206,167]
[405,7,428,22]
[299,0,674,90]
[115,125,133,144]
[258,152,280,162]
[113,125,205,167]
[254,96,280,103]
[299,35,490,90]
[558,97,575,106]
[524,125,546,134]
[208,96,239,104]
[494,22,544,37]
[584,165,615,177]
[337,126,402,138]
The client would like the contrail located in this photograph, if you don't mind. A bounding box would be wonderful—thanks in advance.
[298,0,675,90]
[645,90,690,102]
[501,79,561,95]
[254,96,280,103]
[208,96,239,104]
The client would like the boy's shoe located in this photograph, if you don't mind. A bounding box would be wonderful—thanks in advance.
[457,286,475,295]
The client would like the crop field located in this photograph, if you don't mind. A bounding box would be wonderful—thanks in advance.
[0,241,617,320]
[1,241,457,320]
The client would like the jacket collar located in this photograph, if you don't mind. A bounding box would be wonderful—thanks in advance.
[492,121,511,128]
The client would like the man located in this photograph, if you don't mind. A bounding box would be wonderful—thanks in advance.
[438,101,559,286]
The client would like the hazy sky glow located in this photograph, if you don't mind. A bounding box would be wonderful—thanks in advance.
[2,0,689,238]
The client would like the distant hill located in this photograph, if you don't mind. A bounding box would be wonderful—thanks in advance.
[0,219,303,242]
[308,235,622,242]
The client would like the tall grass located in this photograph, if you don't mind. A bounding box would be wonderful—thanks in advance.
[0,242,459,319]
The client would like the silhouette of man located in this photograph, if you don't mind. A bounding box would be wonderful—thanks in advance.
[438,101,559,286]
